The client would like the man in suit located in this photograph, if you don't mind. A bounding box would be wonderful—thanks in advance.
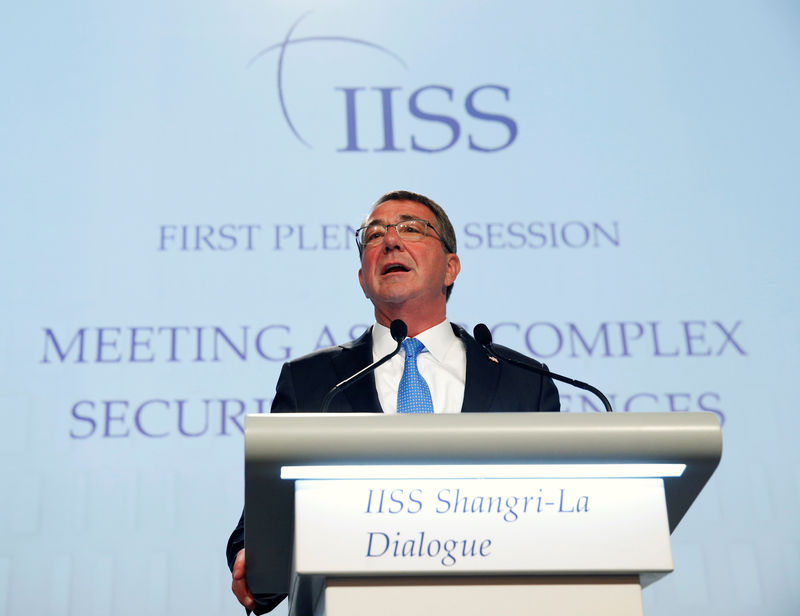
[228,190,560,613]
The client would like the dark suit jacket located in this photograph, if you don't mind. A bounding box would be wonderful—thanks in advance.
[227,323,560,613]
[270,323,560,413]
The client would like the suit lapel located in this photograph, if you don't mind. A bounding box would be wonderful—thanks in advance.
[453,324,502,413]
[331,327,382,413]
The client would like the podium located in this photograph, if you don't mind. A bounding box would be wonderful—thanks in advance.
[244,412,721,616]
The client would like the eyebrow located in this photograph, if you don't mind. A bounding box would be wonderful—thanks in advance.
[365,214,428,226]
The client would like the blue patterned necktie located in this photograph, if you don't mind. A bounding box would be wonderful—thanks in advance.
[397,338,434,414]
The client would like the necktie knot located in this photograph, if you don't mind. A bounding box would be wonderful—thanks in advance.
[402,337,425,358]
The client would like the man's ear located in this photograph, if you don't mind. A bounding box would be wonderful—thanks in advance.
[358,268,369,298]
[444,253,461,287]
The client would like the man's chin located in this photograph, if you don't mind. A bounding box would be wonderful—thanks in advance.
[369,290,417,310]
[368,281,415,301]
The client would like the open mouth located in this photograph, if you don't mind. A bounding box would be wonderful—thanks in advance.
[382,263,410,275]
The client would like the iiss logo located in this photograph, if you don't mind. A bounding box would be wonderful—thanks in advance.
[249,13,518,153]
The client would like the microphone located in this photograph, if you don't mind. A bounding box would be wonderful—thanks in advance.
[473,323,613,413]
[319,320,408,412]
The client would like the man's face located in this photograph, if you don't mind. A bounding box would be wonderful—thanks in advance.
[358,200,460,314]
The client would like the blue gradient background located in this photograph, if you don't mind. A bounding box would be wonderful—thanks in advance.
[1,2,798,614]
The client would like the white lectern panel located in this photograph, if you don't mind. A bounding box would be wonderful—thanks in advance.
[295,477,672,576]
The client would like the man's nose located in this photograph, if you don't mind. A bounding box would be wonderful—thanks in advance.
[382,226,403,250]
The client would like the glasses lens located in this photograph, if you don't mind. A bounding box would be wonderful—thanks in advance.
[360,224,385,245]
[358,220,431,246]
[397,220,427,240]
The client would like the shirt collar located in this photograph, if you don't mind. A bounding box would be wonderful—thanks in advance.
[372,319,457,361]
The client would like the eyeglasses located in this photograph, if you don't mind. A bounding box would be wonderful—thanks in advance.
[355,219,453,252]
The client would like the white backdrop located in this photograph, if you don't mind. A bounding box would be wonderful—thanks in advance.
[1,2,798,614]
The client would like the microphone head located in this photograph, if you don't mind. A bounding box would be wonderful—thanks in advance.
[389,320,408,343]
[473,323,493,347]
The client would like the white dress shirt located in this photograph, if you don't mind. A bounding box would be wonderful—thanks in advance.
[372,319,467,414]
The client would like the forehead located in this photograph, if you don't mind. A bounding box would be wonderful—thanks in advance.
[366,200,433,224]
